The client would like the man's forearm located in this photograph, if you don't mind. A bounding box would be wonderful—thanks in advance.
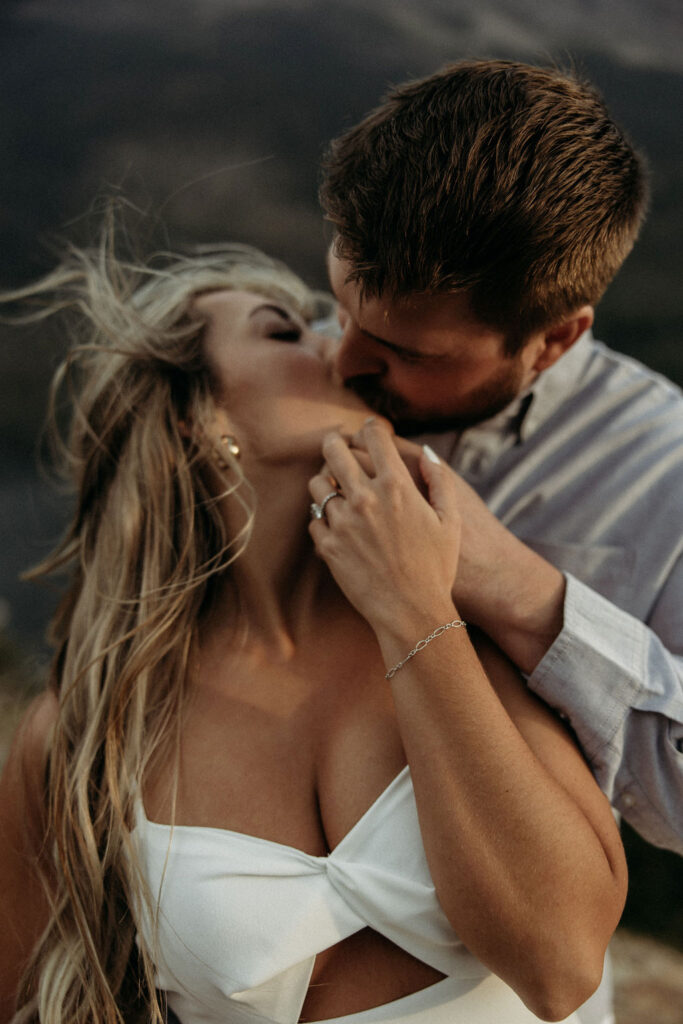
[452,511,567,675]
[528,574,683,854]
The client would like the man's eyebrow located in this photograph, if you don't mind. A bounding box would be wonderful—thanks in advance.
[359,326,441,359]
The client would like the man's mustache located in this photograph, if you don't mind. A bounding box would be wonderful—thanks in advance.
[344,377,407,422]
[345,375,476,436]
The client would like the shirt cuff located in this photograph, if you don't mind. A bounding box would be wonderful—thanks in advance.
[528,573,644,763]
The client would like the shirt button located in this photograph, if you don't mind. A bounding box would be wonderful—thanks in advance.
[621,792,636,809]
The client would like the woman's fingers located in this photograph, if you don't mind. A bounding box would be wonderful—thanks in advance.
[419,446,458,523]
[309,474,345,522]
[307,428,462,631]
[350,422,423,487]
[360,418,409,479]
[311,422,430,524]
[320,430,369,493]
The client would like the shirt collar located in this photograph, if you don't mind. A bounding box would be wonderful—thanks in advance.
[460,328,595,446]
[517,329,594,442]
[417,331,595,472]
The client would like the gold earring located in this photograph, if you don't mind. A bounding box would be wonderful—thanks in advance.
[214,434,241,469]
[221,435,241,459]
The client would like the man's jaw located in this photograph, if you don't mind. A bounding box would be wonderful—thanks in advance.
[344,364,528,436]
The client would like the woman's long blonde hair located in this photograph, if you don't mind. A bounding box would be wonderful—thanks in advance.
[7,216,321,1023]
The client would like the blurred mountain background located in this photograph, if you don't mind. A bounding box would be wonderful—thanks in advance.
[0,1,681,983]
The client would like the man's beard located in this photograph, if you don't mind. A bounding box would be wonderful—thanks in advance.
[346,369,526,437]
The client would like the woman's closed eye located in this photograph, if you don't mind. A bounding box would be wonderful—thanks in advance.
[269,321,302,342]
[252,303,303,342]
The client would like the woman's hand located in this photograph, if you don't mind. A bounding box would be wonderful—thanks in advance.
[308,419,461,633]
[341,429,566,676]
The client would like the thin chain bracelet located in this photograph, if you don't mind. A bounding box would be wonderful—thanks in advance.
[385,619,467,680]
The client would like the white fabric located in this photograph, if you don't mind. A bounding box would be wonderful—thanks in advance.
[132,767,580,1024]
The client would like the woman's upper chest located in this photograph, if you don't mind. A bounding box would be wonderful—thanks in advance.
[143,629,405,856]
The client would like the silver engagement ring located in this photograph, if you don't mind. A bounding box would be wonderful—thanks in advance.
[310,490,343,521]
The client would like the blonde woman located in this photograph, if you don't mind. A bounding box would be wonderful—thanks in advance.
[0,233,626,1024]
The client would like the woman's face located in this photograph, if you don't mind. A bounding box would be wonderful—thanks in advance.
[195,289,376,462]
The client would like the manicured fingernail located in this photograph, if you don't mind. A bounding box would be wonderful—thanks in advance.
[422,444,440,464]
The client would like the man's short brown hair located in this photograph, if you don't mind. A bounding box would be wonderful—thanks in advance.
[320,60,648,352]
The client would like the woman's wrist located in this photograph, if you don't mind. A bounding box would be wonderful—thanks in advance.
[367,597,459,637]
[383,616,467,680]
[369,600,465,671]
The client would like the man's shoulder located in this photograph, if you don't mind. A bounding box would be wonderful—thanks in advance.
[513,333,683,465]
[508,334,683,505]
[548,335,683,441]
[584,337,682,403]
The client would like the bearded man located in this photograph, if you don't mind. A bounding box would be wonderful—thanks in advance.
[319,61,682,1024]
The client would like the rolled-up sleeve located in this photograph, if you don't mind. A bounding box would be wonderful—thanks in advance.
[528,573,683,854]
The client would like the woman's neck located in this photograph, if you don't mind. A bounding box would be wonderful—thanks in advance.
[203,457,335,660]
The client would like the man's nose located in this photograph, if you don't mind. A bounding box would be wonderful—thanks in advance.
[335,323,387,382]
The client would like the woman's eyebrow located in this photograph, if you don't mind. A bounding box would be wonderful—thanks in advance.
[248,303,296,320]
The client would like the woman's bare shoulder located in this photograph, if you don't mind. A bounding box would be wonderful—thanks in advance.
[0,689,58,834]
[0,692,58,1015]
[5,689,58,766]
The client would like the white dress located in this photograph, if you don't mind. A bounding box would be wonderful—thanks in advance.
[132,766,582,1024]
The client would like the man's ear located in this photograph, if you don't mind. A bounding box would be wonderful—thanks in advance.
[533,305,594,373]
